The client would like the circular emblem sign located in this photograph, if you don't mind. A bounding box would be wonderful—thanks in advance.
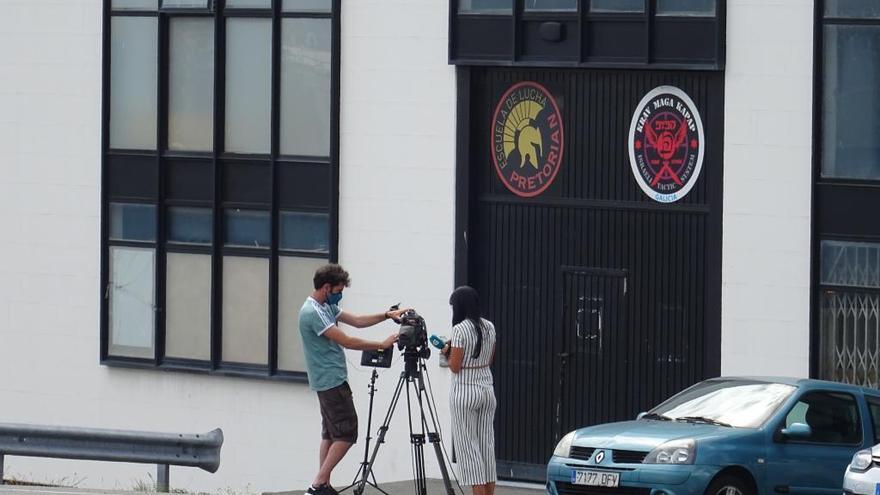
[491,81,564,198]
[628,86,705,203]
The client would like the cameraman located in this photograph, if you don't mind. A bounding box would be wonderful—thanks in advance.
[299,264,407,495]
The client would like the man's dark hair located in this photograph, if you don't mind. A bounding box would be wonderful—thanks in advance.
[450,285,484,359]
[313,264,351,290]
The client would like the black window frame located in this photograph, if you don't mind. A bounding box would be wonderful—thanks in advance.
[448,0,726,69]
[100,0,340,382]
[810,1,880,384]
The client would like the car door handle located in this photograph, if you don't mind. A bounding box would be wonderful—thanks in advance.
[774,486,789,494]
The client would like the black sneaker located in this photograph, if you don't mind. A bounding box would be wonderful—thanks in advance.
[305,484,337,495]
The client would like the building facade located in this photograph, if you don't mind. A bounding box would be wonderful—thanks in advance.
[0,0,875,491]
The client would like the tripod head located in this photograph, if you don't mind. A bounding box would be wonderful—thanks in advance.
[402,345,430,379]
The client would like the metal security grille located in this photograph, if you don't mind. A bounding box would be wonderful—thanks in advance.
[820,290,880,387]
[818,240,880,388]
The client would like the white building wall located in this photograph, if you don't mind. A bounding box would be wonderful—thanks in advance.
[721,0,815,377]
[335,0,458,485]
[0,0,456,492]
[0,0,825,490]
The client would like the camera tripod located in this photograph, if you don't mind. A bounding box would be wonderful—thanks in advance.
[352,348,454,495]
[339,369,387,495]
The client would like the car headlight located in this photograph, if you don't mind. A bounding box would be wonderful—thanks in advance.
[850,449,873,472]
[644,439,695,464]
[553,431,576,458]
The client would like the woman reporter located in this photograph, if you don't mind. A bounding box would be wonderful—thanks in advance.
[442,286,497,495]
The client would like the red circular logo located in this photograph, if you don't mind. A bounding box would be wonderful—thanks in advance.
[628,86,705,203]
[490,82,564,198]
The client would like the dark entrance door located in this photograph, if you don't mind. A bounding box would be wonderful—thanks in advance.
[459,67,724,481]
[556,268,628,441]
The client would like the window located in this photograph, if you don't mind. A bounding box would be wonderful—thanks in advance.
[782,392,861,444]
[102,0,338,380]
[524,0,577,12]
[822,5,880,179]
[867,398,880,444]
[162,0,212,8]
[227,0,271,7]
[450,0,722,66]
[459,0,512,14]
[815,3,880,389]
[107,204,157,360]
[590,0,644,13]
[282,0,330,12]
[657,0,715,16]
[113,0,158,10]
[651,380,795,428]
[225,18,272,153]
[281,17,332,156]
[820,240,880,288]
[109,17,157,149]
[825,0,880,19]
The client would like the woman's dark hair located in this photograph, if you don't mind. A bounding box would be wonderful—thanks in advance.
[450,285,484,359]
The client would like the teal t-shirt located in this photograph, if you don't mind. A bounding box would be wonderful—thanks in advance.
[299,297,347,391]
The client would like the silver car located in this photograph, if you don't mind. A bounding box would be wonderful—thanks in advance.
[844,444,880,495]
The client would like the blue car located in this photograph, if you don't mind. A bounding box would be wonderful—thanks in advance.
[546,377,880,495]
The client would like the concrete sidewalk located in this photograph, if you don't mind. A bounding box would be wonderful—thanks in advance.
[268,479,544,495]
[0,479,544,495]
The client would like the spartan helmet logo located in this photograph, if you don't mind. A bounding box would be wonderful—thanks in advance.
[594,450,605,463]
[490,81,564,198]
[503,99,544,169]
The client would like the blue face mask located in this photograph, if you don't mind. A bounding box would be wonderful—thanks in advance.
[327,291,343,306]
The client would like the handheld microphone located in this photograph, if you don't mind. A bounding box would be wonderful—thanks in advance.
[429,335,446,350]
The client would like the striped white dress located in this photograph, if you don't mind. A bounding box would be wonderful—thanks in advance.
[450,318,497,486]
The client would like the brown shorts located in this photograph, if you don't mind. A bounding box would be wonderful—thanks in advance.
[318,382,358,443]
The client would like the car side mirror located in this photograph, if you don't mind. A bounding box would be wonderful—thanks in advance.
[780,422,812,439]
[636,412,647,420]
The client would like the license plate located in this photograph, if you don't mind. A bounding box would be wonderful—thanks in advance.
[875,483,880,495]
[571,470,619,487]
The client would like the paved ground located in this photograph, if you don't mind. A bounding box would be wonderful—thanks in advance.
[268,478,543,495]
[0,479,544,495]
[0,486,142,495]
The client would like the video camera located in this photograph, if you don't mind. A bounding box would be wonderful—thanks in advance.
[361,308,430,369]
[396,309,428,352]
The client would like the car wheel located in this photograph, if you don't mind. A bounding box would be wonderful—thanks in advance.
[705,475,753,495]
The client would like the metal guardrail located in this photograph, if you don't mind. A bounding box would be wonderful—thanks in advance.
[0,423,223,492]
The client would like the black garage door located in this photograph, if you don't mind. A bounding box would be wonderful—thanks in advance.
[457,67,724,480]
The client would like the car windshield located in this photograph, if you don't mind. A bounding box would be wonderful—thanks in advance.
[648,379,797,428]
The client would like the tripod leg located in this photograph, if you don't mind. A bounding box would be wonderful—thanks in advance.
[428,432,455,495]
[354,373,407,495]
[411,434,427,495]
[416,360,456,495]
[340,370,381,494]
